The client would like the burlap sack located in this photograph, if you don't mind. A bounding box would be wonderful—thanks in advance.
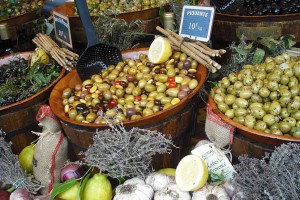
[32,105,68,194]
[205,104,235,148]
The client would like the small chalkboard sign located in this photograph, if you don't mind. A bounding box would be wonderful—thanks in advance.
[53,11,73,49]
[179,6,215,42]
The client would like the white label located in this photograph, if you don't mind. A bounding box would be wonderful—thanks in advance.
[191,143,235,180]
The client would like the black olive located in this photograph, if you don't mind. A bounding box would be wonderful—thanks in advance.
[82,109,90,117]
[76,103,86,111]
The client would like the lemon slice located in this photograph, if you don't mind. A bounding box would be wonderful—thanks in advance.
[175,155,208,191]
[148,37,172,64]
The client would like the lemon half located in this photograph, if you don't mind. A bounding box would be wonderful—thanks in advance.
[175,155,208,191]
[148,37,172,64]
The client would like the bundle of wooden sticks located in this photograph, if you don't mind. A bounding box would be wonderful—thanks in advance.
[32,34,79,71]
[156,26,226,73]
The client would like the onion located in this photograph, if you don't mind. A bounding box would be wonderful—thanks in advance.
[9,189,33,200]
[60,163,85,182]
[0,190,10,200]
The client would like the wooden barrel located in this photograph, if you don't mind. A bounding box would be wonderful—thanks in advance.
[52,2,163,45]
[213,13,300,42]
[0,52,65,154]
[49,48,207,169]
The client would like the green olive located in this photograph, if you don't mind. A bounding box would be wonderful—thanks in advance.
[106,109,117,118]
[269,91,279,101]
[161,97,172,105]
[256,71,266,80]
[271,128,283,136]
[224,95,236,105]
[290,86,299,97]
[239,89,252,99]
[279,96,291,108]
[243,75,253,86]
[97,83,110,92]
[269,101,282,115]
[244,115,256,128]
[91,98,100,107]
[228,73,237,83]
[279,121,291,133]
[68,109,78,120]
[234,108,248,117]
[132,87,142,96]
[249,102,263,110]
[166,88,179,98]
[103,90,112,100]
[291,111,300,120]
[144,84,156,93]
[274,55,285,64]
[287,100,300,113]
[234,116,245,125]
[155,74,168,83]
[86,112,97,123]
[217,102,229,113]
[118,98,126,105]
[149,91,158,98]
[235,98,249,109]
[280,108,290,119]
[284,68,294,77]
[268,73,280,82]
[125,95,135,102]
[280,75,290,85]
[225,109,235,119]
[227,85,235,95]
[251,107,265,119]
[116,88,125,98]
[62,88,72,99]
[216,87,226,94]
[179,53,187,61]
[156,93,166,100]
[221,77,230,88]
[146,100,155,109]
[259,87,270,98]
[250,94,263,103]
[254,121,267,132]
[167,68,176,77]
[263,114,276,126]
[75,114,84,122]
[283,117,296,127]
[143,108,154,116]
[267,81,279,92]
[234,81,244,89]
[63,98,69,105]
[136,73,144,81]
[288,77,298,88]
[189,79,198,90]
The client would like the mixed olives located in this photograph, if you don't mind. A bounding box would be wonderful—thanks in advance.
[226,0,300,16]
[77,0,169,16]
[214,53,300,138]
[62,52,199,124]
[0,0,44,19]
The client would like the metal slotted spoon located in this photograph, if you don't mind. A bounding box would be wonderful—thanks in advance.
[74,0,123,81]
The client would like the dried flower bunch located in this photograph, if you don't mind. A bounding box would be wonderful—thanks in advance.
[81,121,175,179]
[233,143,300,200]
[0,130,43,194]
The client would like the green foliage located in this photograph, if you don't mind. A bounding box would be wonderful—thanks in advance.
[220,34,296,77]
[93,15,145,50]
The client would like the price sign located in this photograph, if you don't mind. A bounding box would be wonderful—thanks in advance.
[179,6,215,42]
[53,11,73,49]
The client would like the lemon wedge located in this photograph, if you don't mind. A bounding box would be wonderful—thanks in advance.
[148,37,172,64]
[175,155,208,191]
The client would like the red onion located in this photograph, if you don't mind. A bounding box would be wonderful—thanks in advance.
[60,163,85,182]
[0,190,10,200]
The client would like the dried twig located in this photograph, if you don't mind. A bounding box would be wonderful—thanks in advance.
[156,26,226,73]
[32,34,79,71]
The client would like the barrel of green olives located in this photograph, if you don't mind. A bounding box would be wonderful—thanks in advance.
[49,48,207,169]
[213,13,300,43]
[53,2,164,44]
[0,52,65,154]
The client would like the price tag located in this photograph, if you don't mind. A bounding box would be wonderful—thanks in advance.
[179,6,215,42]
[53,11,73,49]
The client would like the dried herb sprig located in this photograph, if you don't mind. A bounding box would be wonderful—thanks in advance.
[93,15,145,50]
[81,120,175,179]
[0,130,43,194]
[233,143,300,200]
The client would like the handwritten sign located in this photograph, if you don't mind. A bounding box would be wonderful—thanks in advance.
[53,11,73,49]
[179,6,215,42]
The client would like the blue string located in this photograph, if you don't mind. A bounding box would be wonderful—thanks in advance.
[13,178,26,189]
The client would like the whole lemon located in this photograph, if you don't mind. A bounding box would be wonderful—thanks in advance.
[57,181,79,200]
[19,144,34,174]
[82,173,112,200]
[31,48,49,66]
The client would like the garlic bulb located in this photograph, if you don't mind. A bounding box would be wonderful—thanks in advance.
[145,172,175,192]
[154,183,191,200]
[222,181,237,198]
[192,184,230,200]
[114,178,154,200]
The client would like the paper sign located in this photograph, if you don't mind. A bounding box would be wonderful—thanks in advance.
[179,6,215,42]
[53,11,73,49]
[191,143,235,180]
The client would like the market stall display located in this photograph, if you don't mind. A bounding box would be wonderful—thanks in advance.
[0,51,65,154]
